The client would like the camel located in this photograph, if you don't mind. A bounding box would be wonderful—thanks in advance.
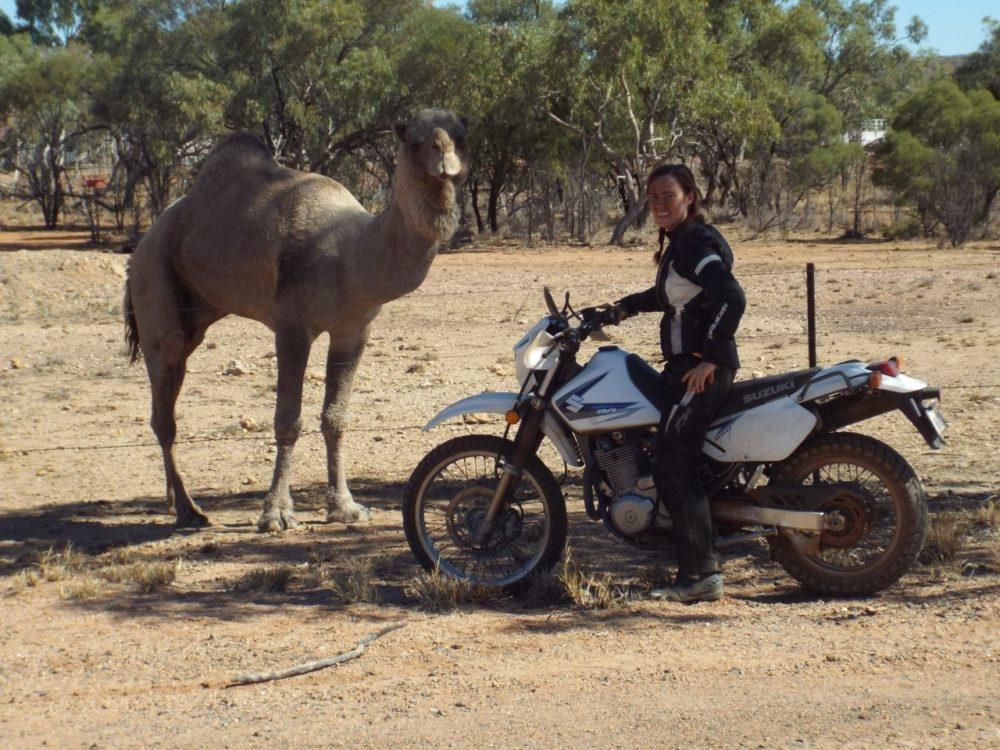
[123,109,469,530]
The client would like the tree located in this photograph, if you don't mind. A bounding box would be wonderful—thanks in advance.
[545,0,714,244]
[956,18,1000,99]
[12,0,89,45]
[465,1,561,234]
[1,10,16,36]
[875,79,1000,246]
[87,1,229,222]
[0,35,98,227]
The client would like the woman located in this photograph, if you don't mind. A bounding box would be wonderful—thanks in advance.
[586,163,745,603]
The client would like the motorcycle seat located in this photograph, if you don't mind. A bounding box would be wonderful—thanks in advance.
[715,368,820,418]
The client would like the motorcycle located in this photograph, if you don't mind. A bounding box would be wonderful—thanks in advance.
[403,288,946,596]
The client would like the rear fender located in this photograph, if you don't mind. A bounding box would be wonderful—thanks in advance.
[423,392,583,468]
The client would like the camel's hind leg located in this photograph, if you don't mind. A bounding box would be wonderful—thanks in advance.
[143,318,219,528]
[130,243,220,527]
[143,313,218,528]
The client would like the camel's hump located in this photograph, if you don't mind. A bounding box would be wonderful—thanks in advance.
[213,131,273,157]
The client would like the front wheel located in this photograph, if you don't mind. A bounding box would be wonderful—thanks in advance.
[403,434,567,592]
[767,432,928,596]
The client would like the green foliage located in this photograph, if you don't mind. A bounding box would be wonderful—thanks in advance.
[0,0,995,245]
[0,35,101,225]
[875,79,1000,246]
[956,18,1000,99]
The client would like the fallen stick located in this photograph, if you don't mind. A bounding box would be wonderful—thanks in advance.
[225,620,407,687]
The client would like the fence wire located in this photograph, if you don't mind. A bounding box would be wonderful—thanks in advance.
[2,259,997,457]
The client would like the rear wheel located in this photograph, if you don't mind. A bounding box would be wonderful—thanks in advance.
[403,435,567,593]
[767,432,927,595]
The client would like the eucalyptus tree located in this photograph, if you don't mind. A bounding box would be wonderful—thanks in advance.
[544,0,713,244]
[86,1,229,222]
[956,18,1000,99]
[0,35,99,227]
[464,0,561,234]
[875,79,1000,246]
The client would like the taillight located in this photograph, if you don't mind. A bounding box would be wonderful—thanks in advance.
[867,355,903,377]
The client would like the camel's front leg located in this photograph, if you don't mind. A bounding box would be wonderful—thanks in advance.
[258,324,314,532]
[322,336,371,524]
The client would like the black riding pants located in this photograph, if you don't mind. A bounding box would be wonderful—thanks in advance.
[655,354,735,584]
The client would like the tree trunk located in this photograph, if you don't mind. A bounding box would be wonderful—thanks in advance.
[469,178,484,233]
[487,178,502,234]
[609,195,646,245]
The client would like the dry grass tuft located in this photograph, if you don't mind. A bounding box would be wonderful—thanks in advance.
[404,566,499,613]
[59,576,105,600]
[99,559,181,592]
[226,565,295,594]
[9,568,42,595]
[557,549,635,610]
[976,496,999,531]
[35,543,88,582]
[920,511,974,565]
[330,558,380,604]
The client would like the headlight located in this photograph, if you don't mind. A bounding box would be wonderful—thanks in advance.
[514,317,560,382]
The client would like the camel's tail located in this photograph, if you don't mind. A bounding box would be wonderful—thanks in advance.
[123,263,141,364]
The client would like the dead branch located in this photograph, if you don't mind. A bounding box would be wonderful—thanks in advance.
[224,621,406,688]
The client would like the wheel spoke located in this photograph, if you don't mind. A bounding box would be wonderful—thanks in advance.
[413,445,553,586]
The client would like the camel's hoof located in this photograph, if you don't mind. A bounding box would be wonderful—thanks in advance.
[326,503,372,525]
[257,511,299,532]
[176,511,211,529]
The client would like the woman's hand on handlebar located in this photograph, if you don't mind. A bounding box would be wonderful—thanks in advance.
[681,361,717,394]
[579,303,624,327]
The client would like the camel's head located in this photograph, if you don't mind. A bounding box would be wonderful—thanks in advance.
[395,109,469,187]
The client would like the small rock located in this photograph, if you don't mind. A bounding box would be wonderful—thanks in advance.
[9,358,25,369]
[223,360,249,376]
[205,342,217,350]
[239,417,260,431]
[405,363,424,374]
[488,364,506,376]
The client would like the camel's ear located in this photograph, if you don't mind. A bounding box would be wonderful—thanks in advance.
[394,122,407,142]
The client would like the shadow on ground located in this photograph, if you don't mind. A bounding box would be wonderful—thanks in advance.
[3,476,995,624]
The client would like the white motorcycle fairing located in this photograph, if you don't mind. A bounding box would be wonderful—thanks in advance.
[550,348,662,433]
[423,392,583,468]
[704,398,817,462]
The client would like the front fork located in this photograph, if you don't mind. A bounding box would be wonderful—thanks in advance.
[473,396,548,545]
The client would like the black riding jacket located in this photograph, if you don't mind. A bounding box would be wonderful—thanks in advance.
[616,218,746,370]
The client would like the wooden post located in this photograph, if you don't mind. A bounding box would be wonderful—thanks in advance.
[806,262,817,368]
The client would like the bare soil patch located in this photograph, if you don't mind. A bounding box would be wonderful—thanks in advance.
[1,229,998,748]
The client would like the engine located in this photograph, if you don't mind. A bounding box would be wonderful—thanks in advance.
[593,437,659,536]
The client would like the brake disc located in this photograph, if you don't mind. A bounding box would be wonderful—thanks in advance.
[445,486,522,552]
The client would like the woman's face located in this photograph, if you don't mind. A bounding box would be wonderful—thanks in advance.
[648,174,693,231]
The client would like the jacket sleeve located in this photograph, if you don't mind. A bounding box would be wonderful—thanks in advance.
[697,262,746,365]
[673,228,746,366]
[616,286,661,317]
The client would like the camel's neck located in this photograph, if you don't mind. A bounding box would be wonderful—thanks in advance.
[363,165,458,302]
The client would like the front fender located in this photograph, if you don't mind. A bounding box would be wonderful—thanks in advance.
[423,391,583,468]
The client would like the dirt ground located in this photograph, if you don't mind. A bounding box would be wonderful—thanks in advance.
[1,228,998,749]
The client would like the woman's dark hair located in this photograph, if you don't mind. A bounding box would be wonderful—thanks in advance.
[648,162,702,264]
